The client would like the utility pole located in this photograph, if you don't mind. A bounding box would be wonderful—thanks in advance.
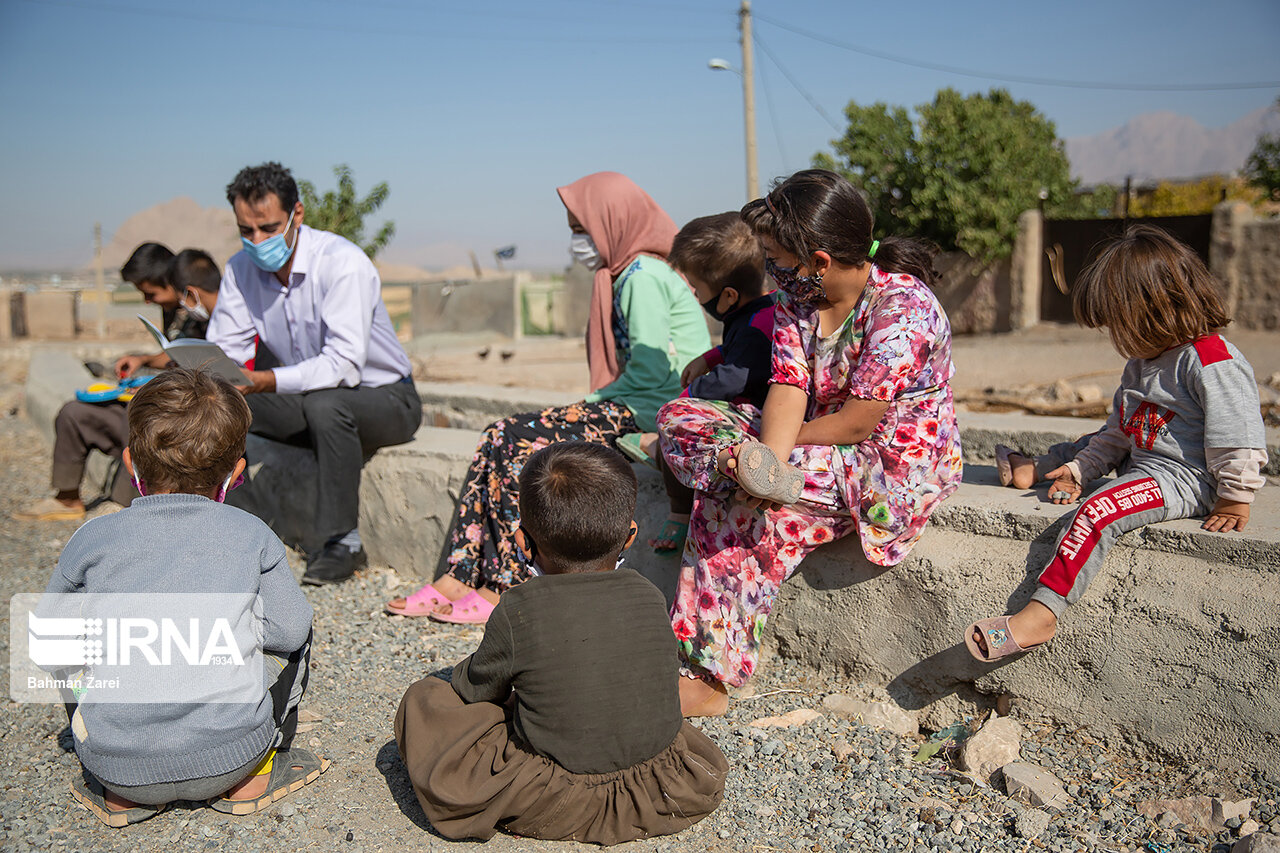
[93,223,106,338]
[739,0,759,200]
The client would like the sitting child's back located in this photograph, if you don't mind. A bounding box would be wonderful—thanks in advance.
[395,442,727,845]
[453,567,680,774]
[53,498,311,783]
[47,368,321,827]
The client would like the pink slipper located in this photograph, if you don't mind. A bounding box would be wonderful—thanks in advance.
[385,583,451,617]
[427,590,495,625]
[964,615,1042,662]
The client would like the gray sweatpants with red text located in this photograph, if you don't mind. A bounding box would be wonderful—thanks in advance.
[1030,469,1208,616]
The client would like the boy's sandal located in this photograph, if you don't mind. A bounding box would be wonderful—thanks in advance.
[733,440,803,505]
[964,616,1044,662]
[649,519,689,555]
[385,582,451,617]
[616,432,659,471]
[208,748,330,816]
[994,445,1016,487]
[427,590,495,625]
[71,774,167,828]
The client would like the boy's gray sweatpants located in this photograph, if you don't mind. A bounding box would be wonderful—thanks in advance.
[1030,467,1209,616]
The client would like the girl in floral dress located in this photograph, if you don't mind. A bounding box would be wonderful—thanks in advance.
[657,170,963,716]
[386,172,710,624]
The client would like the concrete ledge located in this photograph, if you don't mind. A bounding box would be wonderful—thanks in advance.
[319,423,1280,773]
[414,384,1280,475]
[415,381,577,430]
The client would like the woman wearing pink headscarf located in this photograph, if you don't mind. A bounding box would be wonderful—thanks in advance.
[386,172,710,623]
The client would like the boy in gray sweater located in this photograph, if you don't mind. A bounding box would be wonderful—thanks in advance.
[47,368,322,826]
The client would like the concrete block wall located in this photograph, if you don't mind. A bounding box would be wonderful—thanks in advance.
[22,291,78,339]
[410,277,520,339]
[1211,203,1280,332]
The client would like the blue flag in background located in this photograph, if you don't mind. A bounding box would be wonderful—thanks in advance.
[494,245,516,260]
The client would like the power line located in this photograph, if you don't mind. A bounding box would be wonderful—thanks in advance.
[14,0,724,44]
[755,14,1280,93]
[754,42,792,171]
[752,31,843,131]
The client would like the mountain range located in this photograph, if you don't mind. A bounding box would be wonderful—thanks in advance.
[1065,104,1279,185]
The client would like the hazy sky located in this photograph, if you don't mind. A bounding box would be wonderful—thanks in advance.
[2,0,1278,271]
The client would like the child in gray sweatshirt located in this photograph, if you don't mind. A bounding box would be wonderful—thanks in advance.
[46,368,322,826]
[966,225,1266,661]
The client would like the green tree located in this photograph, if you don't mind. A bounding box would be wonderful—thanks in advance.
[1053,183,1120,219]
[298,164,395,258]
[815,88,1074,260]
[1244,102,1280,202]
[1130,175,1261,217]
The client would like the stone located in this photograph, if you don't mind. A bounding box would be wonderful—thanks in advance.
[1074,384,1104,403]
[1240,821,1262,837]
[960,716,1023,784]
[1137,796,1255,832]
[1235,833,1280,853]
[750,708,822,728]
[819,694,917,737]
[1001,762,1071,812]
[831,739,855,762]
[1014,810,1050,839]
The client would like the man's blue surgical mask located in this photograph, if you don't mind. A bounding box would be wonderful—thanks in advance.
[242,211,297,272]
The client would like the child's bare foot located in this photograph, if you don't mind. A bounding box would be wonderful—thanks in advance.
[102,788,143,812]
[638,432,659,458]
[679,676,729,717]
[648,513,690,553]
[1008,453,1038,490]
[223,769,269,801]
[995,445,1038,490]
[969,601,1058,658]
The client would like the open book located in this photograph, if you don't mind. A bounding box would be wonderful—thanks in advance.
[138,315,250,384]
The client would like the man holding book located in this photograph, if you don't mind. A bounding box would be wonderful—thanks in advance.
[207,161,421,586]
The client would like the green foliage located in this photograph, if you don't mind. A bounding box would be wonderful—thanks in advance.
[1129,175,1261,217]
[816,88,1074,260]
[1050,184,1120,219]
[1245,133,1280,202]
[298,164,395,259]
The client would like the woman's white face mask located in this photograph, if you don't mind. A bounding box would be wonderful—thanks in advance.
[570,233,603,271]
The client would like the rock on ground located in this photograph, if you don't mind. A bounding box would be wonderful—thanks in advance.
[960,715,1023,784]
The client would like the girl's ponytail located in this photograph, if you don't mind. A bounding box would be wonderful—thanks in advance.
[870,236,939,288]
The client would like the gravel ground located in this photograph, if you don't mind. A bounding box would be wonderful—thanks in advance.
[1,399,1276,853]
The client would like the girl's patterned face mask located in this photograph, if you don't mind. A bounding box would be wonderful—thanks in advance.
[766,258,826,311]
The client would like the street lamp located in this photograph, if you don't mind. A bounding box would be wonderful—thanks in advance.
[707,0,758,201]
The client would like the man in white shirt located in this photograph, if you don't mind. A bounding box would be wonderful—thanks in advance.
[208,162,421,584]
